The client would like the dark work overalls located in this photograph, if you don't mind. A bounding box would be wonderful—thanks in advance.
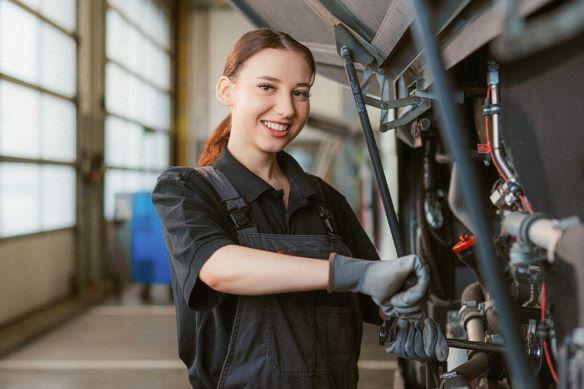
[195,166,364,389]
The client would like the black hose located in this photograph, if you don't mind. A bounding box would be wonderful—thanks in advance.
[409,1,537,387]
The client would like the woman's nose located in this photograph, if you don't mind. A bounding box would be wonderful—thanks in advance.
[274,93,295,118]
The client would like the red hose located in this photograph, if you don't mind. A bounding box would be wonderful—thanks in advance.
[484,86,556,382]
[541,283,559,382]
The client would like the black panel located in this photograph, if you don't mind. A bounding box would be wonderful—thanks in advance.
[500,33,584,219]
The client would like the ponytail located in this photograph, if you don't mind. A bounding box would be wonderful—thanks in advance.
[198,114,231,166]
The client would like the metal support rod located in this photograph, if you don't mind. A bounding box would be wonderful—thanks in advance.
[409,1,537,387]
[340,46,405,256]
[446,338,510,353]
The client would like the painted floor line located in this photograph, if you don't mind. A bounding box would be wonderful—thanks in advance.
[89,305,175,316]
[0,359,396,371]
[358,360,397,370]
[0,359,185,370]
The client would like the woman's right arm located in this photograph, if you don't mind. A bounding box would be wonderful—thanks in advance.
[199,245,329,295]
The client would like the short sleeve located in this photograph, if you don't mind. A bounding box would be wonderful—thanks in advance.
[318,178,383,325]
[151,167,236,311]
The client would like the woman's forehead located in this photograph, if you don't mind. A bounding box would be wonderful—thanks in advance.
[239,48,312,84]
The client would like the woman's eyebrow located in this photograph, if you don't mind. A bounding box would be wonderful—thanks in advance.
[256,75,310,88]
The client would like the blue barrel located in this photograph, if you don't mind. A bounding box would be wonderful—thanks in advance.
[131,192,171,285]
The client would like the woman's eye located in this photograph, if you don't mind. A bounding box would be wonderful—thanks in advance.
[258,84,274,92]
[293,90,310,100]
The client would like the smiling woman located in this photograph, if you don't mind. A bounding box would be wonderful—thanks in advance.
[151,28,444,389]
[216,48,312,163]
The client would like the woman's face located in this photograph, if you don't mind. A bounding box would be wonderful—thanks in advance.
[220,48,312,155]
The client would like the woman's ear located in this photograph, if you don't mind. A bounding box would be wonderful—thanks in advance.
[216,75,234,107]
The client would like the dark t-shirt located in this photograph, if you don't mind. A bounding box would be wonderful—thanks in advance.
[151,145,381,388]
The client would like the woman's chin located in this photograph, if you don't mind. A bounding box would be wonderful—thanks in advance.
[257,139,288,154]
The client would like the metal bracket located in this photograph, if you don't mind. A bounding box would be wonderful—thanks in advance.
[363,95,432,132]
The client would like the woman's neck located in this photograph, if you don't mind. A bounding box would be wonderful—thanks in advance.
[226,141,283,184]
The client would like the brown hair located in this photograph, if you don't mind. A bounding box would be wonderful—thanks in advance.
[198,29,316,166]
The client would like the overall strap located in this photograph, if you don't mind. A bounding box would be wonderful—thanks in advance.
[194,166,256,233]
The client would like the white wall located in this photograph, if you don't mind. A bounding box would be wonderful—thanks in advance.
[0,230,75,326]
[206,8,255,140]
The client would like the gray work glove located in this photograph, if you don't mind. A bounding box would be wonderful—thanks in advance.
[385,316,449,362]
[327,253,430,316]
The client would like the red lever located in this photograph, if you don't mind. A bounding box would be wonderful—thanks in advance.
[452,233,477,253]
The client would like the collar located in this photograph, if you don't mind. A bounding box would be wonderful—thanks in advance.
[212,144,317,203]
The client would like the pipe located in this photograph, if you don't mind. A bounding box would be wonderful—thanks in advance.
[452,352,490,383]
[460,283,485,343]
[502,212,564,262]
[448,165,476,234]
[409,1,536,387]
[441,283,491,386]
[487,64,515,181]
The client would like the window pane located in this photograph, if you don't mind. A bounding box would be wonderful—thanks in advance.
[143,130,169,170]
[18,0,42,11]
[154,131,169,169]
[106,8,126,65]
[41,0,77,32]
[41,24,76,97]
[145,0,169,49]
[105,116,143,169]
[144,171,159,192]
[126,23,143,74]
[0,163,41,237]
[104,168,144,220]
[105,115,124,167]
[104,169,121,220]
[105,62,129,117]
[41,94,76,162]
[20,0,77,32]
[0,81,41,158]
[41,165,75,229]
[0,1,41,85]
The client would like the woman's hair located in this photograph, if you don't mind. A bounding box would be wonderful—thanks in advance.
[198,29,316,166]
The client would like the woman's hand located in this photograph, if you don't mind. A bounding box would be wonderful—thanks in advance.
[327,253,430,316]
[385,317,449,362]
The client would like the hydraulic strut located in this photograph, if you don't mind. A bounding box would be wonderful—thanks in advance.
[339,45,404,258]
[339,45,443,387]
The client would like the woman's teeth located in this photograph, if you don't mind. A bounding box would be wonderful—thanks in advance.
[263,121,289,132]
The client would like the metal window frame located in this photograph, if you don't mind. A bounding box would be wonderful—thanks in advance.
[0,0,80,241]
[106,57,171,94]
[0,73,77,102]
[106,2,171,54]
[103,0,176,174]
[105,110,170,134]
[8,0,79,39]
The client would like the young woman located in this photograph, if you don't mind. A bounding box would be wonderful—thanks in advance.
[152,29,446,389]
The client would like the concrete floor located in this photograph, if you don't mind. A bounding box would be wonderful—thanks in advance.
[0,285,401,388]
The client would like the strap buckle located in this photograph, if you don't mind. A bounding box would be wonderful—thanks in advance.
[226,204,252,231]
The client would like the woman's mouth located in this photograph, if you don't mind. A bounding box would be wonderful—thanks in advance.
[261,120,290,138]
